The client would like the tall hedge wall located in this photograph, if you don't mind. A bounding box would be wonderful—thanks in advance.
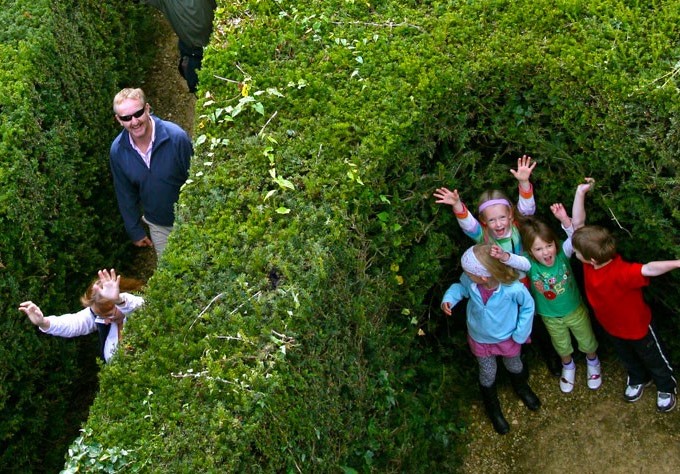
[71,0,680,472]
[0,1,155,471]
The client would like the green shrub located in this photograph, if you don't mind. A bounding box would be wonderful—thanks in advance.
[0,1,155,471]
[68,0,680,472]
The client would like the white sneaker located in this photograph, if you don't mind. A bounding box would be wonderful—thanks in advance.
[560,366,576,393]
[624,381,652,402]
[657,392,677,413]
[586,362,602,390]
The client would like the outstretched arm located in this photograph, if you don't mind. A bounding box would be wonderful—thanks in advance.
[490,244,531,272]
[511,155,537,216]
[433,187,484,241]
[572,178,595,230]
[18,301,50,330]
[550,203,572,228]
[510,155,536,193]
[433,187,465,214]
[641,260,680,277]
[93,269,121,303]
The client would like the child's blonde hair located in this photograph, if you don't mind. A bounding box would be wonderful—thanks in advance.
[476,190,515,223]
[473,244,519,284]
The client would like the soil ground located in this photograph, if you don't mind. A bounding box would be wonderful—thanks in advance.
[124,10,196,281]
[145,12,680,474]
[461,353,680,473]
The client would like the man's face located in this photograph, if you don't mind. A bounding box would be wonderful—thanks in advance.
[115,98,150,140]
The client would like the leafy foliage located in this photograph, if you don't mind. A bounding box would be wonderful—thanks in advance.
[0,1,155,471]
[18,0,680,472]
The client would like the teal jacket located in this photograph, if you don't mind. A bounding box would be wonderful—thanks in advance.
[442,273,535,344]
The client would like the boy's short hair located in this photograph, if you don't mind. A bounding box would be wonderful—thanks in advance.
[572,225,617,264]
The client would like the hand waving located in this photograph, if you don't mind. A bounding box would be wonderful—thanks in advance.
[510,155,537,184]
[18,301,47,329]
[93,269,121,302]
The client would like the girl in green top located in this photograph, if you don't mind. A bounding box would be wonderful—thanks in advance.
[494,203,601,393]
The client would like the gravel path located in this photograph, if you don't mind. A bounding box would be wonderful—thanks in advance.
[462,354,680,473]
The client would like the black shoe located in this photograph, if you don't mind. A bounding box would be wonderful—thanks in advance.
[509,368,541,411]
[480,383,510,435]
[546,356,562,377]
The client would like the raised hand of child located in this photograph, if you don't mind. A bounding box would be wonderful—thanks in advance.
[510,155,537,187]
[93,269,121,302]
[550,203,572,228]
[18,301,48,329]
[433,187,463,211]
[576,177,595,195]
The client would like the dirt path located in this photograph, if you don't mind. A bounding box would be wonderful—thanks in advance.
[123,10,197,280]
[462,354,680,473]
[142,10,196,135]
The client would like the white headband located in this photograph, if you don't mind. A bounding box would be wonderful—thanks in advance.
[461,246,491,278]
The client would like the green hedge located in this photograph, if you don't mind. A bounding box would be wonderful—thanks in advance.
[0,1,155,471]
[70,0,680,472]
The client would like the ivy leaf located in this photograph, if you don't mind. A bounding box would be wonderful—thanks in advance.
[275,207,291,214]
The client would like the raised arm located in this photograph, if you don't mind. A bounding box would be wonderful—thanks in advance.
[511,155,537,216]
[18,301,50,331]
[641,260,680,277]
[433,187,484,242]
[510,155,537,193]
[571,178,595,230]
[93,269,121,303]
[433,187,465,214]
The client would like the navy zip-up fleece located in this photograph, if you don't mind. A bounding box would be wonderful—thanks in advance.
[110,116,192,242]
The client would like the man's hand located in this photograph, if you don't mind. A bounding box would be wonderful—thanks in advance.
[133,236,153,248]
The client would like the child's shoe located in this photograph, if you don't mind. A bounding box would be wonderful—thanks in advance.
[586,362,602,390]
[657,392,677,413]
[559,366,576,393]
[623,380,652,402]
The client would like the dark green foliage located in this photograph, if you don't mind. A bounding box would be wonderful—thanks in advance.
[0,1,155,471]
[60,0,680,472]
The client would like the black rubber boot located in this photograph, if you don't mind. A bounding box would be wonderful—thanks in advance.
[509,366,541,411]
[480,383,510,435]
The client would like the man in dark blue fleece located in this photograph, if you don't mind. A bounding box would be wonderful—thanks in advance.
[110,87,192,257]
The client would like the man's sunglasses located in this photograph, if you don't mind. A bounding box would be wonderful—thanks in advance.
[117,105,146,122]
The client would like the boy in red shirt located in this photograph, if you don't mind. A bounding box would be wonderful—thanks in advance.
[571,179,678,412]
